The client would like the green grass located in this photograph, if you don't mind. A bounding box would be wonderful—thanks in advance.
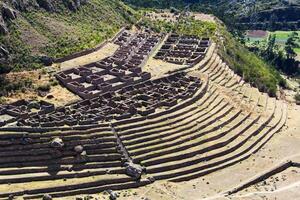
[246,30,300,58]
[294,48,300,54]
[140,16,217,38]
[270,31,300,40]
[1,0,138,72]
[220,26,285,97]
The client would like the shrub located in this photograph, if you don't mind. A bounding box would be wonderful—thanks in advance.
[295,93,300,105]
[37,84,51,92]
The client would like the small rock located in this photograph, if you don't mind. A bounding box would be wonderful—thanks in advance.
[50,137,64,148]
[43,194,52,200]
[124,161,144,179]
[107,190,118,200]
[0,23,8,34]
[147,176,155,183]
[0,46,9,56]
[8,194,14,200]
[80,150,87,156]
[47,94,54,99]
[1,5,17,20]
[74,145,84,154]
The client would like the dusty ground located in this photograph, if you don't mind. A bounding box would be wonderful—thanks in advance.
[1,70,79,107]
[145,11,179,23]
[193,13,216,23]
[59,42,119,71]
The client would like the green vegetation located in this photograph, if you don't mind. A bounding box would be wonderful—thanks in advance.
[142,12,283,96]
[36,83,51,92]
[140,16,217,38]
[218,25,285,97]
[0,76,33,97]
[125,0,300,31]
[245,31,300,75]
[1,0,137,72]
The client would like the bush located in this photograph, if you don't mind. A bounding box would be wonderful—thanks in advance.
[0,76,33,97]
[218,25,284,97]
[37,84,51,92]
[295,93,300,105]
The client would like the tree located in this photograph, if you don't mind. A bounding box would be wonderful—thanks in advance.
[263,34,276,59]
[285,31,299,59]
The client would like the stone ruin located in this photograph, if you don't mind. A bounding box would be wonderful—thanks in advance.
[0,100,54,127]
[0,29,289,200]
[154,33,210,66]
[56,30,161,99]
[15,72,201,128]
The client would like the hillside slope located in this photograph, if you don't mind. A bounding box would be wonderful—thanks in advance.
[0,0,137,72]
[124,0,300,29]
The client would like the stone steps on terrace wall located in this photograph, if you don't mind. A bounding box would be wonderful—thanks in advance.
[122,92,224,146]
[114,81,212,134]
[130,102,236,161]
[0,126,112,140]
[169,100,287,182]
[0,166,125,184]
[0,160,122,175]
[145,97,277,179]
[126,101,241,153]
[0,138,117,153]
[0,174,136,199]
[0,134,116,151]
[0,153,122,168]
[124,92,223,151]
[210,63,226,81]
[113,74,209,129]
[137,94,269,169]
[200,53,219,73]
[129,108,245,158]
[22,178,152,199]
[204,60,224,77]
[139,113,260,169]
[0,153,121,166]
[0,146,119,161]
[0,165,125,184]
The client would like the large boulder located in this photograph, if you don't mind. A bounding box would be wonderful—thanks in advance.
[107,190,118,200]
[36,0,55,12]
[1,5,17,20]
[0,46,9,57]
[124,161,144,179]
[74,145,84,154]
[43,194,52,200]
[0,23,8,34]
[50,137,64,148]
[39,55,53,66]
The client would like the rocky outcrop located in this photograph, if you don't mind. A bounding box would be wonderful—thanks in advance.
[124,162,144,179]
[0,22,8,34]
[1,5,17,20]
[0,3,17,35]
[0,0,90,34]
[50,137,64,148]
[63,0,89,11]
[36,0,55,12]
